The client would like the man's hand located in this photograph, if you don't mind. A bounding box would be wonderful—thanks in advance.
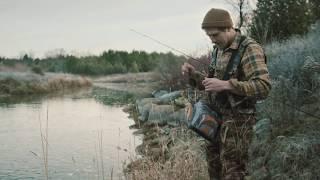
[181,63,195,76]
[202,77,233,92]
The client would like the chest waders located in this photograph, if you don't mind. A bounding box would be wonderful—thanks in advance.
[188,35,254,143]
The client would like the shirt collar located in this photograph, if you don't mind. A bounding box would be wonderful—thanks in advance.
[225,29,242,51]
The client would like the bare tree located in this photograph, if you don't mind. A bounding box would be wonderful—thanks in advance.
[226,0,245,28]
[224,0,256,30]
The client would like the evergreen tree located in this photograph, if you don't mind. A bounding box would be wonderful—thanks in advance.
[129,61,140,73]
[309,0,320,21]
[250,0,313,43]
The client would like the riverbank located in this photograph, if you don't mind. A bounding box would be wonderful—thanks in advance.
[0,72,92,96]
[121,28,320,179]
[123,86,320,180]
[92,72,159,97]
[122,90,209,180]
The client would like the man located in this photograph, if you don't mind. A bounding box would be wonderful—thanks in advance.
[181,8,271,180]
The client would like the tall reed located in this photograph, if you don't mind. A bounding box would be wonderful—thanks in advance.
[38,102,49,180]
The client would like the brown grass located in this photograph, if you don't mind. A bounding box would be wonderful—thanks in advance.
[0,72,92,95]
[0,63,29,72]
[93,72,157,83]
[47,75,92,91]
[125,126,209,180]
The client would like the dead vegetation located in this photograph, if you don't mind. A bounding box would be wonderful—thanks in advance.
[125,125,209,180]
[0,72,92,96]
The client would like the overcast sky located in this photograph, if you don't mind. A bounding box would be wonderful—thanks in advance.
[0,0,243,58]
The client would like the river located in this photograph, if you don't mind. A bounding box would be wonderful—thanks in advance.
[0,88,141,179]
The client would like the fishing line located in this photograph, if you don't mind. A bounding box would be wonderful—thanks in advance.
[130,28,208,66]
[130,28,320,120]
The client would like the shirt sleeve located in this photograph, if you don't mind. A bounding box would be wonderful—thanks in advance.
[229,44,271,99]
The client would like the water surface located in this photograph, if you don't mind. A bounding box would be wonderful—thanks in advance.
[0,89,140,179]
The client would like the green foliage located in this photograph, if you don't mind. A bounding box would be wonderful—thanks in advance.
[2,59,17,67]
[250,0,316,43]
[129,61,140,73]
[21,54,34,65]
[93,87,136,105]
[309,0,320,21]
[113,61,127,73]
[31,66,44,75]
[259,23,320,124]
[0,78,20,94]
[154,52,186,90]
[250,22,320,180]
[1,50,182,76]
[0,57,5,63]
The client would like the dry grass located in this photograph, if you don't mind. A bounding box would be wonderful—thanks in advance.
[93,72,157,83]
[0,63,29,72]
[248,23,320,180]
[125,126,209,180]
[38,103,49,180]
[47,74,92,91]
[0,72,92,95]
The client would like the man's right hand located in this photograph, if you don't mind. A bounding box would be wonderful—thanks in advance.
[181,63,195,76]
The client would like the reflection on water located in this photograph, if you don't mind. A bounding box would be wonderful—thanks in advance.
[0,89,141,179]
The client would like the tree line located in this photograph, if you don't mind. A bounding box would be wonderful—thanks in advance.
[2,0,319,75]
[0,50,186,75]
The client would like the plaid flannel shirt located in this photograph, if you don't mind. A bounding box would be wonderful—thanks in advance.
[210,30,271,99]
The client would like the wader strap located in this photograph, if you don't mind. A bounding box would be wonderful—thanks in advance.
[214,36,247,108]
[223,35,247,80]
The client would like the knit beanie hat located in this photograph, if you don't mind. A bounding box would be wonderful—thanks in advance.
[202,8,233,29]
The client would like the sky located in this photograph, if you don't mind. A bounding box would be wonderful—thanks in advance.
[0,0,244,58]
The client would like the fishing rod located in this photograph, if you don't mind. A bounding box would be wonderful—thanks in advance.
[130,29,209,66]
[130,29,320,120]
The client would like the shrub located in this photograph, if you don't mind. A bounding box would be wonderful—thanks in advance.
[154,53,187,90]
[250,21,320,180]
[31,66,44,75]
[260,23,320,123]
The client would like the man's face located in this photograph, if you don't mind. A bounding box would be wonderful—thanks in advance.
[205,28,229,49]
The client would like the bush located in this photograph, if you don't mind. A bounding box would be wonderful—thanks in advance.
[249,0,316,43]
[260,23,320,123]
[154,53,187,90]
[250,22,320,180]
[0,72,92,96]
[31,66,44,75]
